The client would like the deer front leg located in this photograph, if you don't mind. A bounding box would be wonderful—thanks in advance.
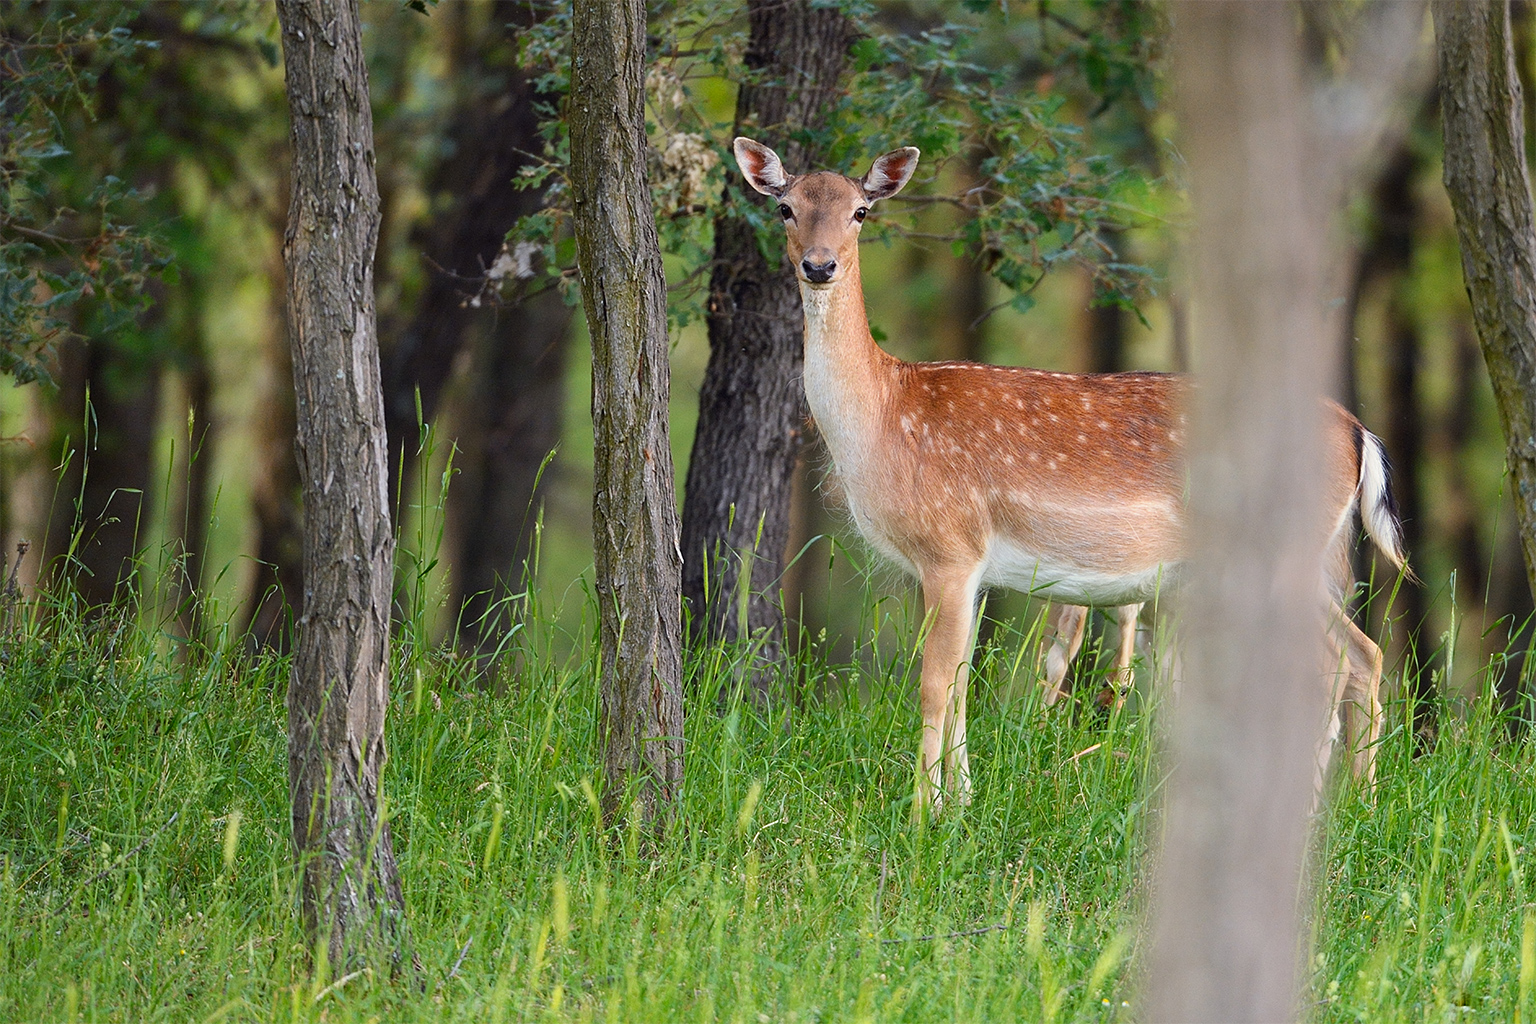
[917,571,980,814]
[1041,604,1090,706]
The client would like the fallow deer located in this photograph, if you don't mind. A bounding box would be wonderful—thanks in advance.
[733,137,1405,811]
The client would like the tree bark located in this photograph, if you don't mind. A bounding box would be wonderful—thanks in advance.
[276,0,406,969]
[678,0,854,689]
[1148,2,1426,1016]
[1436,0,1536,635]
[569,0,684,825]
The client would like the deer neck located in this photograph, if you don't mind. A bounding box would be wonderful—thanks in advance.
[800,258,892,474]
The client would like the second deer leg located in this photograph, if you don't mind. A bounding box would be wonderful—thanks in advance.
[1041,603,1089,706]
[1096,602,1143,711]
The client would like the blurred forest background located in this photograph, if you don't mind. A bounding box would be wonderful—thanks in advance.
[2,0,1526,710]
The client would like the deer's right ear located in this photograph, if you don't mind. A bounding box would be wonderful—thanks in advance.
[734,137,790,197]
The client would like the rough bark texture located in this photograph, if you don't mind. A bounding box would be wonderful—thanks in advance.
[1436,0,1536,639]
[569,0,685,825]
[276,0,406,968]
[678,0,854,684]
[1149,6,1344,1018]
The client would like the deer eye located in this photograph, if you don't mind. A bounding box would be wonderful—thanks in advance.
[854,207,869,223]
[778,203,793,220]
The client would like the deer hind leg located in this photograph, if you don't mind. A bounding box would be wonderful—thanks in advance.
[1338,614,1384,794]
[1096,603,1143,711]
[1041,604,1090,706]
[1315,605,1383,805]
[917,569,980,814]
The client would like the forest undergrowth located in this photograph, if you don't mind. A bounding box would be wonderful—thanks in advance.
[2,564,1535,1023]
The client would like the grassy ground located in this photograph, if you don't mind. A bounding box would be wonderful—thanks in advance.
[2,581,1535,1023]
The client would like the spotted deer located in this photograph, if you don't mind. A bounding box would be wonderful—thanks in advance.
[733,137,1405,811]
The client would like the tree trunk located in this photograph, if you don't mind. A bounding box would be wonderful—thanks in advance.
[381,2,565,510]
[678,0,853,691]
[398,1,573,660]
[569,0,685,826]
[1148,3,1423,1016]
[1436,0,1536,623]
[276,0,407,969]
[45,327,163,609]
[451,284,570,659]
[245,236,305,653]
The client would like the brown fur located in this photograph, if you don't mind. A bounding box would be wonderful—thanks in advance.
[734,138,1400,811]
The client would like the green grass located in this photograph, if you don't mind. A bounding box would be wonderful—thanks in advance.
[2,580,1535,1022]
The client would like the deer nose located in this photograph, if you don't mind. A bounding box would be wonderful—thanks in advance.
[801,251,837,284]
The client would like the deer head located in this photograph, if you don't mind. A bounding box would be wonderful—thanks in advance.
[733,137,920,287]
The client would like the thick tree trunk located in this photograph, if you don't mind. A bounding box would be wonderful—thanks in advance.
[569,0,685,826]
[1151,9,1330,1014]
[678,1,853,689]
[1148,2,1425,1015]
[277,0,406,969]
[1436,0,1536,621]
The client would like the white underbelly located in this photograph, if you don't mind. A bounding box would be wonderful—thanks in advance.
[981,537,1178,606]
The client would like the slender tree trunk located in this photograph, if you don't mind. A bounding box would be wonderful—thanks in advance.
[451,284,570,659]
[245,236,305,653]
[45,327,163,608]
[277,0,406,968]
[569,0,684,826]
[381,2,565,508]
[678,0,854,693]
[1436,0,1536,621]
[397,1,574,660]
[169,336,213,638]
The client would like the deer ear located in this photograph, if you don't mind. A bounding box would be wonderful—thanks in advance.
[734,137,790,197]
[862,147,920,202]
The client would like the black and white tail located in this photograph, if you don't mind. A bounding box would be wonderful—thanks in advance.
[1356,425,1406,571]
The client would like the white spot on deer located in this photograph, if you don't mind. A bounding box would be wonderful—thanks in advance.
[1077,433,1087,443]
[993,419,1003,433]
[900,414,915,433]
[1028,452,1039,463]
[1048,414,1058,423]
[1047,459,1057,470]
[1098,420,1110,430]
[1080,396,1092,410]
[1014,398,1025,410]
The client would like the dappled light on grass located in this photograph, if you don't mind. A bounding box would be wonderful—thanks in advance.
[0,586,1534,1020]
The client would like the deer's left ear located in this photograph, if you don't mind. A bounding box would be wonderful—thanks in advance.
[862,147,920,202]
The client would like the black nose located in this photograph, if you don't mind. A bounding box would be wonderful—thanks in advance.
[801,256,836,284]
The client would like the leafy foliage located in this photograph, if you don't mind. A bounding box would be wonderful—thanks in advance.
[501,1,1166,330]
[0,3,171,386]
